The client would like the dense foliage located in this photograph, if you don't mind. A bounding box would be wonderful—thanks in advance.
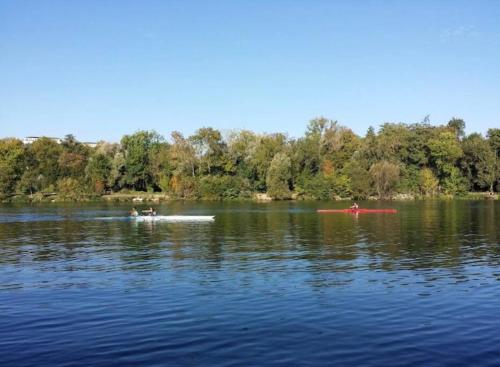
[1,118,498,200]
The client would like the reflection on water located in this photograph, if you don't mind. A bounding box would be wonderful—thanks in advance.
[0,201,499,366]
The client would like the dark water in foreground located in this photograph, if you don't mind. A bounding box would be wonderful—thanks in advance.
[0,201,499,367]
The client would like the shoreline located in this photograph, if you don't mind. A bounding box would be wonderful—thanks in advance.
[2,191,498,203]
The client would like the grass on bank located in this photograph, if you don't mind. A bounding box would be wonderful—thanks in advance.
[3,190,498,203]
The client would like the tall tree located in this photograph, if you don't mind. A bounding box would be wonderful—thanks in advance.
[149,142,172,192]
[419,168,439,196]
[0,138,25,196]
[85,153,112,193]
[248,133,288,191]
[461,133,497,191]
[345,159,371,199]
[428,131,464,179]
[487,128,500,191]
[375,123,412,163]
[190,127,226,175]
[321,124,361,170]
[447,118,466,139]
[170,131,197,177]
[28,137,62,190]
[226,130,258,178]
[121,130,163,191]
[369,161,400,199]
[487,128,500,157]
[266,152,292,199]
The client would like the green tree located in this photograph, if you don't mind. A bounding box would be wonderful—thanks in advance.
[248,133,288,191]
[109,151,126,191]
[405,123,439,167]
[486,128,500,191]
[170,131,197,177]
[321,124,361,170]
[266,152,292,199]
[0,138,25,197]
[359,126,379,165]
[28,137,62,190]
[58,151,87,178]
[428,131,463,179]
[418,168,439,196]
[85,153,112,193]
[461,133,497,191]
[149,142,172,192]
[57,177,85,200]
[373,123,411,163]
[199,175,251,200]
[59,135,90,179]
[447,118,466,139]
[345,159,371,199]
[369,161,400,199]
[226,130,258,178]
[487,128,500,157]
[121,130,163,191]
[1,116,499,201]
[17,170,41,196]
[442,167,467,195]
[190,127,226,175]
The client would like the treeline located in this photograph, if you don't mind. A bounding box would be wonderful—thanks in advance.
[0,117,499,201]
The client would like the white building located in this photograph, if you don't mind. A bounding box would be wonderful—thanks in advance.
[83,142,98,148]
[23,136,62,144]
[22,136,98,147]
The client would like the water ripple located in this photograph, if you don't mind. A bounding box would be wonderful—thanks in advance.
[0,201,499,366]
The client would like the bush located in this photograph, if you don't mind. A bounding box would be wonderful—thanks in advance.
[296,174,351,200]
[57,178,85,201]
[442,167,467,195]
[418,168,439,196]
[169,175,200,199]
[398,166,420,194]
[369,161,400,199]
[345,160,371,199]
[296,175,331,199]
[158,175,170,193]
[266,153,292,199]
[199,176,251,200]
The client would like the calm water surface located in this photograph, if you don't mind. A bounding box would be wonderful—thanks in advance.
[0,201,499,366]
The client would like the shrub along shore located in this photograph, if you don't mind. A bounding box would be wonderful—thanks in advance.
[6,191,498,204]
[1,117,499,203]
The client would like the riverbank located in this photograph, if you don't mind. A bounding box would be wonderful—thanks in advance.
[2,191,498,203]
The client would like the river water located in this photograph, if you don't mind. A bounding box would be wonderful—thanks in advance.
[0,201,499,366]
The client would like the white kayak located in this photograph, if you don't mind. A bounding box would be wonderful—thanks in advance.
[131,215,215,222]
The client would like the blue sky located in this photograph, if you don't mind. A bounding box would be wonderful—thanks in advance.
[1,0,499,142]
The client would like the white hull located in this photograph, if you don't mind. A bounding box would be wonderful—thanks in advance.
[132,215,215,222]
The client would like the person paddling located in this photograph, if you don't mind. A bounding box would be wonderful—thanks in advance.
[142,207,157,216]
[350,203,359,210]
[130,207,139,217]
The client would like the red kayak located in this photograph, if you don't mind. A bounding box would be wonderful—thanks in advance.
[317,209,397,214]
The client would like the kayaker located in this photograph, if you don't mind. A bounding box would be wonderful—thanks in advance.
[130,207,139,217]
[142,207,157,216]
[350,203,359,210]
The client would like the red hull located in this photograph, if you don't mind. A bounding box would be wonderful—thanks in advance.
[317,209,397,214]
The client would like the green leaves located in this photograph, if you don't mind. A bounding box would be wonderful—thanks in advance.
[369,161,400,199]
[461,133,497,191]
[0,117,498,201]
[428,131,463,178]
[0,138,25,196]
[266,152,292,200]
[120,130,163,191]
[418,168,439,196]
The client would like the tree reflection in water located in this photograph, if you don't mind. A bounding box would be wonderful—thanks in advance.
[0,200,498,291]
